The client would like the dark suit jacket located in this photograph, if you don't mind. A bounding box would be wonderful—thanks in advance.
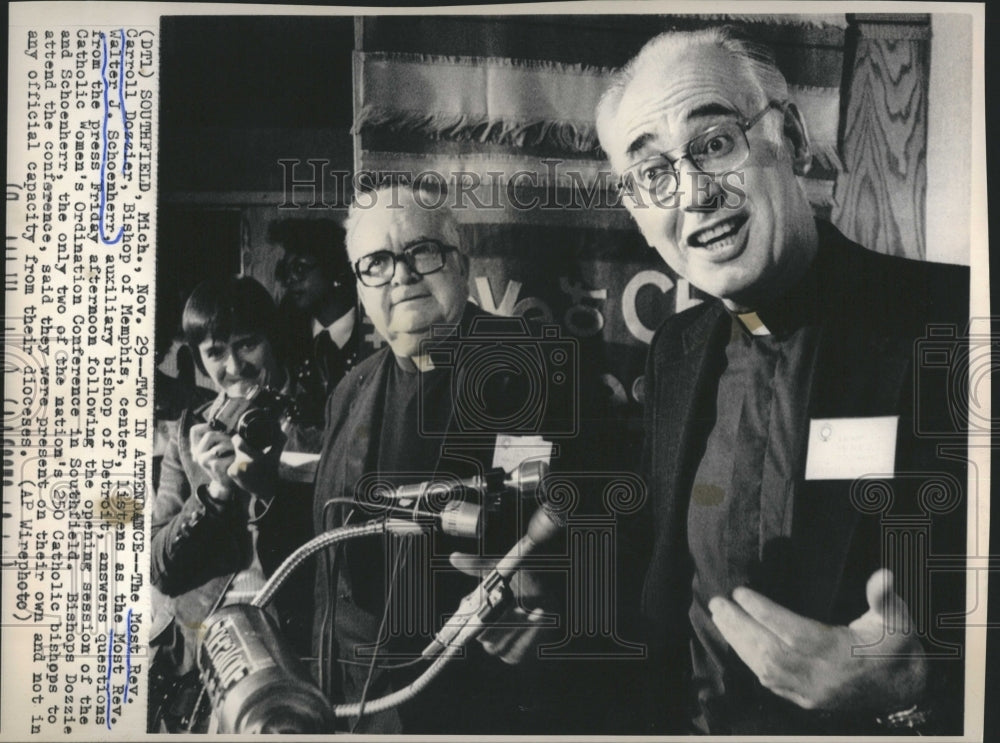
[276,298,363,426]
[310,303,613,733]
[639,221,969,734]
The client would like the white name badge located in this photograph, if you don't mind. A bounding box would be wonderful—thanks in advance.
[804,416,898,480]
[492,434,553,472]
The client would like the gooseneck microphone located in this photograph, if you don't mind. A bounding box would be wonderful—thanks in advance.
[382,459,549,538]
[332,500,567,719]
[197,461,561,731]
[421,496,565,658]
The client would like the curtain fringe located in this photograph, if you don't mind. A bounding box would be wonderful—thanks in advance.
[360,50,613,77]
[356,106,601,154]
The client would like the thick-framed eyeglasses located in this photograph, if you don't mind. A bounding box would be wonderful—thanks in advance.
[276,256,320,284]
[353,239,459,288]
[616,100,788,200]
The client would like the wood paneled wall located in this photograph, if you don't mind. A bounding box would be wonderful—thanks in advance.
[833,14,931,259]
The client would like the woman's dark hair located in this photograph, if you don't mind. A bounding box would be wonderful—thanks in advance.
[182,275,280,373]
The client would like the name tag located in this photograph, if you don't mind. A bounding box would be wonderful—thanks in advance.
[492,434,553,472]
[804,416,898,480]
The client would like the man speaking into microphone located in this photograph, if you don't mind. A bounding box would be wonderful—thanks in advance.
[310,183,588,734]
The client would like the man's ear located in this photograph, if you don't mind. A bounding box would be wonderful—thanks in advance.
[782,102,812,176]
[456,251,471,278]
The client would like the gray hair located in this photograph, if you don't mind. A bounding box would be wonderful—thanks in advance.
[596,27,789,157]
[344,183,466,256]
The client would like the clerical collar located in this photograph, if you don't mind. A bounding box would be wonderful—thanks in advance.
[736,311,772,336]
[730,277,820,338]
[312,307,357,349]
[730,242,827,338]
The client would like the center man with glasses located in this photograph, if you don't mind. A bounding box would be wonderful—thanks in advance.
[308,184,565,734]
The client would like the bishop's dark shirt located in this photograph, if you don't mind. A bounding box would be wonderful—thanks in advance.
[686,268,825,734]
[329,358,526,734]
[330,359,451,732]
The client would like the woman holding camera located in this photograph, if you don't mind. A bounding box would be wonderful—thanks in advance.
[150,275,316,730]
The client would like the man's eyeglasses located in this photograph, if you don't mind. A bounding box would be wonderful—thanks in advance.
[617,100,788,200]
[353,239,459,288]
[276,256,320,284]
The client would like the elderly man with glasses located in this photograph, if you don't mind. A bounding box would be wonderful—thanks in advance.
[308,184,572,734]
[596,27,969,735]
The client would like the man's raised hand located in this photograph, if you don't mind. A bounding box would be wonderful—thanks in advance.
[708,569,928,711]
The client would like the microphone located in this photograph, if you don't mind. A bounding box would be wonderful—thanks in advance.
[387,460,546,505]
[387,470,503,507]
[197,467,563,727]
[384,460,550,539]
[422,497,565,657]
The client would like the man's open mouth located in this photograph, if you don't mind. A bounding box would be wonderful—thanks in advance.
[688,215,749,248]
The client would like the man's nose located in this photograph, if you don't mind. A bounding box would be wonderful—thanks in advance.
[678,160,726,213]
[390,254,420,285]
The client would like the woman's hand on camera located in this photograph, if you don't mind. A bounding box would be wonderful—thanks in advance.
[190,422,237,502]
[226,431,285,502]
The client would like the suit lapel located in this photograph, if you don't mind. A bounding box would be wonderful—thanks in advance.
[341,350,393,502]
[639,304,732,640]
[652,305,731,561]
[791,265,913,621]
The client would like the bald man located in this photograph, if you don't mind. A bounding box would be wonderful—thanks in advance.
[596,27,969,735]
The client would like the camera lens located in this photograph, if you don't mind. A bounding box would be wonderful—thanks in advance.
[238,409,282,451]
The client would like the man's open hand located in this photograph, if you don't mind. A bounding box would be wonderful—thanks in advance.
[708,569,927,711]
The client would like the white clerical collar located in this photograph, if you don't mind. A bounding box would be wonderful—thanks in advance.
[736,311,772,336]
[312,307,357,349]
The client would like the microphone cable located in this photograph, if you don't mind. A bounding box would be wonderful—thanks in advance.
[350,537,410,732]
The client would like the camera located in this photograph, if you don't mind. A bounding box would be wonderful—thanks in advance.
[208,384,295,451]
[419,315,578,438]
[914,320,995,439]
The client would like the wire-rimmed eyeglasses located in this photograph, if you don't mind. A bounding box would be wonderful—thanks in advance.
[617,100,788,200]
